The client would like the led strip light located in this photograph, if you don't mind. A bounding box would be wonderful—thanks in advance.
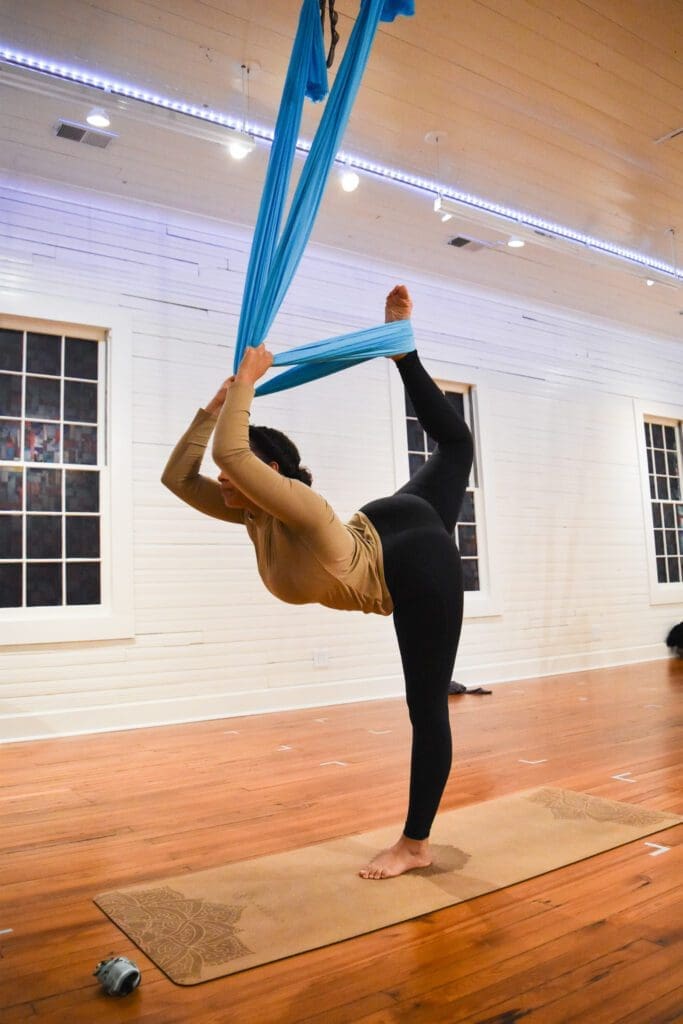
[0,44,679,282]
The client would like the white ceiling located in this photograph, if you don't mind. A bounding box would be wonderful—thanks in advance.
[1,0,683,340]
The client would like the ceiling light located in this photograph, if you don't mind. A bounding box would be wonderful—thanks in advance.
[507,237,525,248]
[86,106,110,128]
[340,169,359,192]
[646,278,655,287]
[227,131,255,160]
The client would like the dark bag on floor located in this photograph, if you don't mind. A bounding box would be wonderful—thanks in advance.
[666,622,683,656]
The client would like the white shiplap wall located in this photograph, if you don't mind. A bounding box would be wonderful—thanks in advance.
[1,177,681,742]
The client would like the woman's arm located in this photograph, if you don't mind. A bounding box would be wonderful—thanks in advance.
[161,402,245,525]
[212,354,354,567]
[211,380,334,532]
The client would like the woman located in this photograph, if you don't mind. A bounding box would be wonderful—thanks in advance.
[162,286,473,879]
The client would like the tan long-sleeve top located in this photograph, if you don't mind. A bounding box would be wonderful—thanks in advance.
[161,381,393,616]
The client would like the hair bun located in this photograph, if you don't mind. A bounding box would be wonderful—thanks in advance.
[249,424,313,487]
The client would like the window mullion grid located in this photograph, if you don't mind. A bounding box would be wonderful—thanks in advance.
[21,329,27,608]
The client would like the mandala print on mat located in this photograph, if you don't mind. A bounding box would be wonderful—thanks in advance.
[528,788,672,827]
[97,886,251,983]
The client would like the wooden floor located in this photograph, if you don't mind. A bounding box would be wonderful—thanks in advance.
[1,660,681,1024]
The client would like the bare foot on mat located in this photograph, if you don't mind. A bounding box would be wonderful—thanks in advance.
[359,835,432,880]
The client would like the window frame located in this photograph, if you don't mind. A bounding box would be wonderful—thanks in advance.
[388,356,501,619]
[634,398,683,606]
[0,296,134,645]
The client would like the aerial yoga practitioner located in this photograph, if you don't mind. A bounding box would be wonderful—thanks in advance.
[162,0,473,877]
[161,286,473,878]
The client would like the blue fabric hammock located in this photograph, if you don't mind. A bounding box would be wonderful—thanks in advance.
[231,0,416,398]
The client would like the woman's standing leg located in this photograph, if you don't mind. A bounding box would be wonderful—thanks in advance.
[358,519,463,878]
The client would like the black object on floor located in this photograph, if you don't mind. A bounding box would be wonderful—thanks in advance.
[448,680,492,695]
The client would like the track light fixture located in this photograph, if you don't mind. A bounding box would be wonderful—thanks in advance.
[433,195,453,222]
[86,106,110,128]
[227,131,256,160]
[340,169,359,192]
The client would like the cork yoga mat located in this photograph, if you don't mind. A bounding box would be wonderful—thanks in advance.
[94,787,681,985]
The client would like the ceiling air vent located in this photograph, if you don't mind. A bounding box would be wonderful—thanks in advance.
[55,119,117,148]
[448,235,486,253]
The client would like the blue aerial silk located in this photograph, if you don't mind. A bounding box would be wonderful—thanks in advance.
[232,0,416,398]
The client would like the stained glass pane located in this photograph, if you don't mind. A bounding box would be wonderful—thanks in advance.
[458,524,478,556]
[0,421,21,461]
[66,516,99,558]
[407,419,425,452]
[27,515,62,560]
[26,468,61,512]
[64,381,97,423]
[65,470,99,513]
[0,329,22,372]
[0,563,22,607]
[66,562,100,605]
[462,559,480,591]
[24,422,61,463]
[63,425,97,465]
[0,373,22,417]
[0,468,22,510]
[26,376,60,420]
[0,514,22,558]
[65,337,98,380]
[27,562,62,606]
[446,392,465,417]
[460,491,475,523]
[27,333,61,376]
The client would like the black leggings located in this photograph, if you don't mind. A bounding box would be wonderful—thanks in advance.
[361,351,473,840]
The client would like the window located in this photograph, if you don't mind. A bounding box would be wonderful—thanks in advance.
[404,384,480,591]
[0,301,132,646]
[643,418,683,585]
[0,325,104,609]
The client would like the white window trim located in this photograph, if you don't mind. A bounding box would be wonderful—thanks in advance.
[633,397,683,606]
[0,294,134,644]
[388,356,502,619]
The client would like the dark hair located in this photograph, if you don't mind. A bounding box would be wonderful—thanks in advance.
[249,425,313,486]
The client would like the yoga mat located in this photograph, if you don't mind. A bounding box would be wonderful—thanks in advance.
[94,788,680,985]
